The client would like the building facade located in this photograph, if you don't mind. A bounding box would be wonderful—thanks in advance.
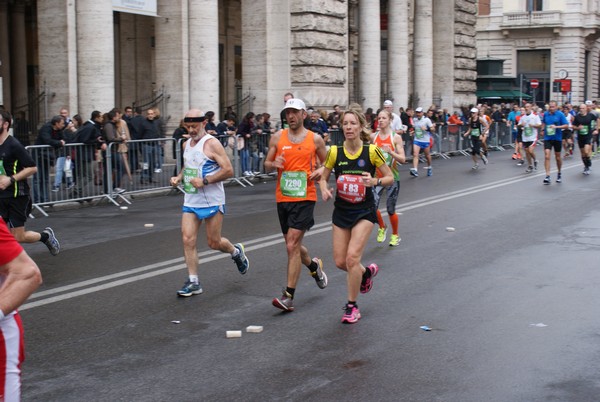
[0,0,477,132]
[476,0,600,105]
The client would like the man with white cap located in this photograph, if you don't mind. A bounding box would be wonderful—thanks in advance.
[383,100,404,135]
[264,98,329,312]
[410,107,435,177]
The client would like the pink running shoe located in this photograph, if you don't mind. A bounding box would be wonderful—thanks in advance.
[341,304,361,324]
[360,263,379,294]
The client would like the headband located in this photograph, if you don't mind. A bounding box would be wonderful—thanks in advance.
[184,116,206,123]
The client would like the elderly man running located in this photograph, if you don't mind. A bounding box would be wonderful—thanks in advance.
[170,109,249,297]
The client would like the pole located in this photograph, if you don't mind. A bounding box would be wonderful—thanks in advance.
[519,74,523,106]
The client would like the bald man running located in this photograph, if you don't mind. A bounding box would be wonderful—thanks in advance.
[170,109,249,297]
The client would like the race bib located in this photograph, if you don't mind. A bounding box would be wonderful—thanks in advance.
[415,127,424,139]
[546,127,555,136]
[0,160,5,176]
[280,171,307,198]
[336,174,366,203]
[471,128,480,137]
[580,126,589,135]
[183,167,199,194]
[524,127,533,136]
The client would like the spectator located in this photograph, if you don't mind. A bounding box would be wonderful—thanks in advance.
[138,108,161,183]
[33,115,65,203]
[205,111,217,136]
[73,111,103,198]
[102,110,126,194]
[327,104,342,130]
[172,119,188,177]
[237,112,255,176]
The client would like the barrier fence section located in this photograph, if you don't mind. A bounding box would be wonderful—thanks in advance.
[27,138,181,215]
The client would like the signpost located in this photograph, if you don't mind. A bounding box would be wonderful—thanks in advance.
[530,79,539,105]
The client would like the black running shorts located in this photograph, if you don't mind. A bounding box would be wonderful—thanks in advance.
[0,196,32,228]
[277,201,315,234]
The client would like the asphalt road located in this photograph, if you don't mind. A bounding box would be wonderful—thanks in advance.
[17,149,600,402]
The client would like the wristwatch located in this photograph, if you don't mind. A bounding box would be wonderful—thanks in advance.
[377,179,382,186]
[10,176,16,184]
[203,177,209,186]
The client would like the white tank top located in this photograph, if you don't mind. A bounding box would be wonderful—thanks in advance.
[182,134,226,208]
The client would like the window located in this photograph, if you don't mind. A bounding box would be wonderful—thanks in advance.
[479,0,490,15]
[527,0,543,12]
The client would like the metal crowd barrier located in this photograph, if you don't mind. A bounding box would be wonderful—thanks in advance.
[27,138,180,215]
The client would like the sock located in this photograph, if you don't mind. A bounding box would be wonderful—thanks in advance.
[389,213,399,235]
[285,287,295,298]
[376,210,385,228]
[40,232,49,243]
[189,275,199,284]
[307,259,318,273]
[347,301,357,308]
[231,247,240,258]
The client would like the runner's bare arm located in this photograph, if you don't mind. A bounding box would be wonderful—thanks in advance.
[0,251,42,316]
[264,131,282,171]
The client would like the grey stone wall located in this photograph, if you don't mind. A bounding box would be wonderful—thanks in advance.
[454,0,477,100]
[290,0,347,87]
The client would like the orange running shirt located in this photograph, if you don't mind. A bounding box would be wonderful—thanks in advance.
[275,129,318,203]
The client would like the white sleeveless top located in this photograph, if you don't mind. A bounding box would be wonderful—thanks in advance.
[182,134,226,208]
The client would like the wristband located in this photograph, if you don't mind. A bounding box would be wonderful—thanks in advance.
[377,179,382,186]
[203,177,209,186]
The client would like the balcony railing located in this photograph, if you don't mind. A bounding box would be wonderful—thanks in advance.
[502,11,562,27]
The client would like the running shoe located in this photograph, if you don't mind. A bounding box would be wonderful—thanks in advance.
[426,166,433,177]
[511,152,517,160]
[376,227,388,243]
[534,160,538,170]
[272,290,294,312]
[584,167,590,175]
[389,234,401,247]
[341,304,361,324]
[481,153,488,165]
[42,227,60,256]
[516,152,522,159]
[556,173,562,183]
[516,160,525,166]
[177,280,203,297]
[543,176,551,185]
[472,164,479,170]
[409,168,418,177]
[360,263,379,294]
[310,257,328,289]
[525,166,533,173]
[232,243,249,274]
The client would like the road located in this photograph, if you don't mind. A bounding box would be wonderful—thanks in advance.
[17,150,600,402]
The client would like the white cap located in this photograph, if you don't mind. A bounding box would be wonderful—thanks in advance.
[415,107,423,112]
[383,100,393,107]
[282,98,306,111]
[470,107,479,113]
[585,100,593,105]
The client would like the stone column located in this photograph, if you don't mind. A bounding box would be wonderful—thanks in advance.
[76,0,115,116]
[387,0,409,108]
[413,0,433,108]
[0,1,11,108]
[433,0,454,109]
[189,0,219,112]
[155,0,190,123]
[359,0,381,110]
[241,0,269,115]
[10,2,29,109]
[37,0,78,116]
